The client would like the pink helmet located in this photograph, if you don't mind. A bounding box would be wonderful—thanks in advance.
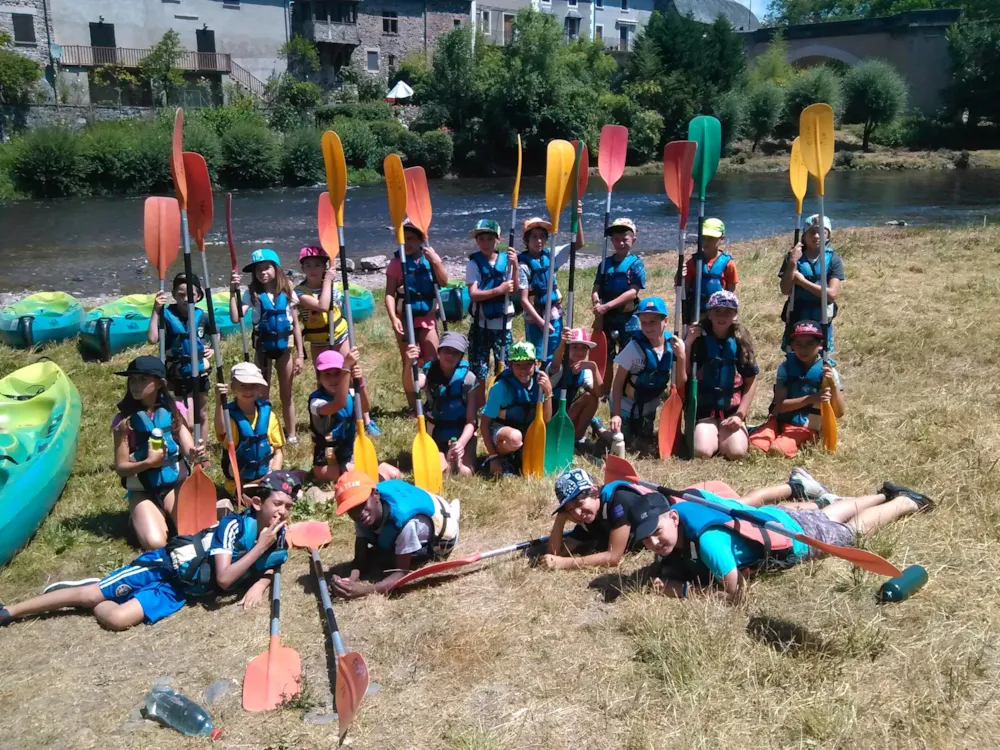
[299,245,329,263]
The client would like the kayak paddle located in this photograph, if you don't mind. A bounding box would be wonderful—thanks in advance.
[225,193,251,362]
[800,103,837,453]
[286,522,369,744]
[322,131,379,482]
[523,139,574,478]
[242,568,302,712]
[662,140,697,460]
[385,153,442,493]
[174,463,217,537]
[592,124,628,379]
[489,133,522,398]
[785,137,808,325]
[403,166,447,332]
[142,196,180,364]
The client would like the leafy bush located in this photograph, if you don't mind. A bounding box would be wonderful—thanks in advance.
[420,130,454,177]
[368,119,405,152]
[713,89,746,154]
[947,20,1000,126]
[315,101,394,127]
[842,59,908,151]
[390,52,432,103]
[335,119,384,170]
[280,127,322,186]
[398,130,426,166]
[81,122,147,195]
[194,100,267,138]
[268,78,323,133]
[744,82,784,151]
[219,121,278,188]
[783,66,842,130]
[626,109,665,165]
[409,103,450,134]
[11,127,87,198]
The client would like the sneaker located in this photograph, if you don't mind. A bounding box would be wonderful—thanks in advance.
[880,482,934,512]
[611,432,626,458]
[365,420,382,437]
[285,435,299,446]
[42,578,100,595]
[0,606,11,627]
[814,492,841,509]
[589,416,605,439]
[788,467,831,502]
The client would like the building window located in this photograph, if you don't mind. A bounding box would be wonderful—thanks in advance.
[564,17,580,40]
[330,3,356,23]
[454,18,461,27]
[595,24,603,41]
[480,9,490,34]
[382,11,398,34]
[388,54,397,72]
[619,25,631,51]
[621,0,628,10]
[503,13,514,44]
[568,0,578,6]
[12,13,37,45]
[596,0,603,7]
[367,49,379,71]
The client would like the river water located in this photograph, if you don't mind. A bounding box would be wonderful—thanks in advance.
[2,168,998,299]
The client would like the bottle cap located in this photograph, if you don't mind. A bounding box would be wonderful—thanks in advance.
[210,728,222,741]
[151,428,164,438]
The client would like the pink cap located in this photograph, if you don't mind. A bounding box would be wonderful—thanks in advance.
[566,328,597,349]
[299,245,329,263]
[315,350,345,371]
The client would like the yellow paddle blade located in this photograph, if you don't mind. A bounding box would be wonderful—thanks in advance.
[384,153,407,244]
[789,137,808,214]
[242,638,302,712]
[174,463,217,535]
[522,402,546,477]
[322,131,348,226]
[545,140,575,234]
[354,421,379,483]
[799,103,834,195]
[412,415,442,493]
[511,134,522,209]
[485,374,496,399]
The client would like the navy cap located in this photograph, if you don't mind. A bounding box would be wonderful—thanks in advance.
[553,469,599,514]
[255,470,305,496]
[115,355,167,379]
[631,493,671,540]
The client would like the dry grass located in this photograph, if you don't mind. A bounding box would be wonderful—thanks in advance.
[3,225,1000,749]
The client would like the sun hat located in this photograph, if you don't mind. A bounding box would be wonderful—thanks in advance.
[439,331,469,353]
[637,297,668,317]
[522,217,552,237]
[702,218,726,238]
[242,248,281,272]
[231,362,268,386]
[565,328,597,349]
[315,350,346,372]
[707,290,739,310]
[606,218,637,237]
[115,355,167,379]
[631,492,671,540]
[806,215,833,234]
[299,245,329,263]
[335,470,377,516]
[553,469,599,514]
[507,341,537,362]
[790,320,824,340]
[470,219,501,238]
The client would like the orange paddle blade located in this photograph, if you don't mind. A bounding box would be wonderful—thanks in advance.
[287,521,333,550]
[227,440,243,510]
[170,108,187,209]
[182,152,213,247]
[354,425,379,484]
[174,464,217,535]
[387,553,483,591]
[664,140,697,228]
[322,131,348,226]
[384,153,407,244]
[403,166,432,237]
[143,197,180,281]
[412,415,442,494]
[336,651,371,744]
[592,329,608,379]
[598,124,628,190]
[821,402,838,453]
[522,402,546,478]
[604,454,639,484]
[318,191,340,259]
[243,636,302,712]
[658,386,683,459]
[571,140,590,197]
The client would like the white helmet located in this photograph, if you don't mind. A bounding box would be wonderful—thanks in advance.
[806,214,833,234]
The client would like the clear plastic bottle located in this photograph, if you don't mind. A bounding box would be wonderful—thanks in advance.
[144,687,221,739]
[148,428,164,453]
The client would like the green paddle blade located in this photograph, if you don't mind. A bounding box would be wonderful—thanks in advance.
[684,380,698,459]
[687,116,722,201]
[544,399,575,475]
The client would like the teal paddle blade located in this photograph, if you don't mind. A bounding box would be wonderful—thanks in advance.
[687,116,722,200]
[544,399,576,475]
[684,380,699,459]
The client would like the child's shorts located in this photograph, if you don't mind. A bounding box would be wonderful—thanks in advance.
[313,440,351,468]
[525,315,562,364]
[99,549,188,624]
[784,510,855,553]
[169,374,210,400]
[468,325,513,381]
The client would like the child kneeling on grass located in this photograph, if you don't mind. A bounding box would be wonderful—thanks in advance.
[548,327,615,450]
[0,471,298,630]
[633,481,932,605]
[330,471,460,598]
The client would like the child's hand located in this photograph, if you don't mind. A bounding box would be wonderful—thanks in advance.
[610,415,622,433]
[392,317,405,338]
[345,347,360,369]
[594,302,609,316]
[144,446,166,468]
[561,328,573,343]
[294,355,305,376]
[405,343,420,363]
[256,519,287,551]
[572,360,595,374]
[651,577,665,595]
[539,554,567,570]
[216,382,229,397]
[323,267,336,283]
[498,279,515,296]
[230,271,242,290]
[537,371,552,398]
[190,439,206,463]
[822,364,835,383]
[153,291,168,310]
[576,199,583,215]
[238,579,269,610]
[669,337,686,358]
[488,455,504,478]
[789,244,803,263]
[506,249,518,268]
[447,441,464,463]
[685,321,701,345]
[819,386,832,403]
[351,364,363,380]
[332,569,364,599]
[720,414,744,430]
[424,247,441,265]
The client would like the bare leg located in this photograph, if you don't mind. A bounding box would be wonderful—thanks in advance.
[255,349,273,389]
[458,436,477,477]
[93,598,147,631]
[397,336,417,410]
[717,423,749,461]
[839,496,920,536]
[495,427,523,455]
[569,394,599,441]
[741,483,794,508]
[5,583,106,620]
[274,350,297,441]
[130,495,169,551]
[823,493,887,524]
[693,419,720,459]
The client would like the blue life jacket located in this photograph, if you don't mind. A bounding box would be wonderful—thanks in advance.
[163,305,207,379]
[308,388,356,449]
[424,361,471,443]
[553,360,588,405]
[224,401,274,482]
[167,511,288,596]
[518,249,561,316]
[694,252,732,312]
[494,368,539,433]
[397,253,436,317]
[359,480,437,552]
[624,333,674,413]
[777,353,824,427]
[597,254,642,311]
[129,407,180,491]
[469,251,509,321]
[790,249,835,319]
[256,292,291,353]
[698,333,739,413]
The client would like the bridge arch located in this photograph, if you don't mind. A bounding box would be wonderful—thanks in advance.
[787,44,861,67]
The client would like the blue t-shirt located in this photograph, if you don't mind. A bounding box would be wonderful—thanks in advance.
[209,512,285,562]
[695,498,810,579]
[482,377,525,419]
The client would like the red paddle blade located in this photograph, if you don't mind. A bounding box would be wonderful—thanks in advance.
[604,454,639,484]
[598,124,628,190]
[658,386,683,459]
[318,192,340,258]
[170,109,187,209]
[174,464,217,535]
[663,141,697,229]
[143,197,180,280]
[387,553,484,591]
[287,521,333,550]
[336,651,370,743]
[592,329,608,379]
[571,140,590,197]
[242,639,302,712]
[227,440,243,510]
[403,166,432,237]
[182,152,213,246]
[225,193,238,269]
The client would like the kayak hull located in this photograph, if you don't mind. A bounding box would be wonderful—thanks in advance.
[334,283,376,323]
[79,294,155,360]
[440,282,471,323]
[0,292,84,349]
[0,361,82,568]
[199,291,252,339]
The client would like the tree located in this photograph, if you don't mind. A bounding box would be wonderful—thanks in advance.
[0,31,42,106]
[280,35,320,79]
[783,66,842,127]
[744,82,784,150]
[946,20,1000,126]
[138,30,185,106]
[749,32,794,86]
[842,59,908,150]
[767,0,997,25]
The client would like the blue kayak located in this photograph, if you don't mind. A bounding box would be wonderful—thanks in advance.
[79,294,155,361]
[440,281,471,323]
[334,283,376,323]
[0,292,84,349]
[198,291,252,339]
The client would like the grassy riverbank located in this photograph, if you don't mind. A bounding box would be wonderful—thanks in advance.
[2,225,1000,748]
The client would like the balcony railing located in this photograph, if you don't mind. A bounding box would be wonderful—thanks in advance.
[59,45,231,72]
[298,20,361,45]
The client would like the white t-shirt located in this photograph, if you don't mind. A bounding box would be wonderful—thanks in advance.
[518,243,571,322]
[240,289,299,327]
[466,256,514,330]
[614,339,667,417]
[355,514,432,556]
[546,361,595,397]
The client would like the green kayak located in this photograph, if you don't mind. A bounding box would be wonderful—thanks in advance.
[0,292,84,349]
[79,294,155,361]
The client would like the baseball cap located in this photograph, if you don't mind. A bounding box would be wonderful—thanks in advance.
[402,218,425,238]
[637,297,668,317]
[790,320,823,340]
[439,331,469,353]
[606,218,637,237]
[172,272,203,298]
[553,469,599,514]
[243,248,281,272]
[315,350,346,371]
[806,215,833,233]
[707,290,739,310]
[299,245,329,263]
[507,341,537,362]
[231,362,268,386]
[702,218,726,238]
[335,470,377,516]
[115,355,167,379]
[522,217,552,236]
[255,470,303,496]
[470,219,501,238]
[631,493,671,540]
[565,328,597,349]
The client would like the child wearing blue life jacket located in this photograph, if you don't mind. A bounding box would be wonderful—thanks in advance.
[111,356,205,551]
[684,218,739,322]
[780,215,844,352]
[0,471,298,631]
[214,362,284,496]
[750,320,845,458]
[330,471,460,598]
[633,480,932,604]
[385,220,449,409]
[518,204,585,363]
[466,219,518,404]
[230,249,306,444]
[410,331,480,476]
[592,218,647,396]
[547,327,618,451]
[147,272,213,437]
[683,291,759,461]
[610,297,686,453]
[479,341,553,477]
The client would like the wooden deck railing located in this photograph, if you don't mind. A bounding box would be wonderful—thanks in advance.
[60,45,230,73]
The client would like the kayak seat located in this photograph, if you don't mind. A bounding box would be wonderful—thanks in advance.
[0,432,28,465]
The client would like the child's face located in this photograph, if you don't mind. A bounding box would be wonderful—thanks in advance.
[475,232,499,254]
[172,284,201,306]
[404,229,424,253]
[253,490,294,530]
[254,262,277,285]
[232,380,263,403]
[704,236,723,254]
[347,492,382,528]
[707,307,737,333]
[803,227,823,251]
[510,360,536,384]
[318,368,342,392]
[128,374,160,402]
[790,335,822,361]
[301,257,327,281]
[610,230,635,254]
[638,313,666,340]
[526,229,548,254]
[568,342,590,364]
[642,512,680,556]
[438,347,462,371]
[563,489,600,524]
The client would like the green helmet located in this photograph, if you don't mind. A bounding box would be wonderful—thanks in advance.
[507,341,537,362]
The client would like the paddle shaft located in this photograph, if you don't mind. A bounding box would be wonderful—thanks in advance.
[788,212,802,316]
[309,548,348,656]
[597,190,612,300]
[818,195,829,351]
[180,208,201,444]
[497,206,518,372]
[396,240,427,419]
[157,278,166,362]
[672,218,684,376]
[690,200,705,327]
[226,194,250,362]
[337,225,366,427]
[480,534,550,560]
[267,568,283,669]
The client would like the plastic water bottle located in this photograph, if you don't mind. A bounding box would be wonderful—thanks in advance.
[448,438,460,474]
[144,687,221,739]
[149,428,164,453]
[877,564,929,603]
